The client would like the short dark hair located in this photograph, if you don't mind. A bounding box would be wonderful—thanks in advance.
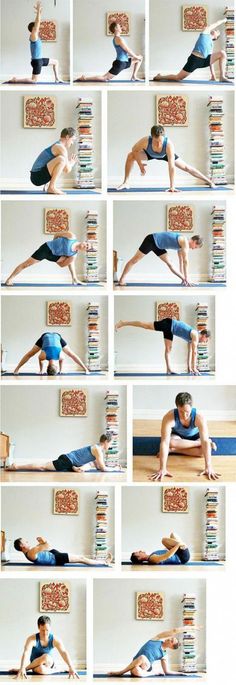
[99,433,112,444]
[200,329,211,338]
[192,235,203,247]
[109,21,118,34]
[28,21,35,32]
[14,538,23,551]
[60,127,76,139]
[175,392,193,407]
[130,552,144,564]
[47,363,58,376]
[38,615,51,627]
[151,125,165,138]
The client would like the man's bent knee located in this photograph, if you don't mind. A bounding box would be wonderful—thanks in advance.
[220,50,226,59]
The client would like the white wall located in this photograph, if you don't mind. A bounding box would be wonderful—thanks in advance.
[1,485,114,558]
[113,199,225,282]
[1,0,70,81]
[1,200,107,282]
[114,295,215,372]
[93,578,206,670]
[133,385,236,420]
[0,91,101,188]
[0,579,86,666]
[1,385,127,464]
[150,0,229,78]
[121,485,226,560]
[108,91,234,185]
[73,0,145,78]
[1,294,108,370]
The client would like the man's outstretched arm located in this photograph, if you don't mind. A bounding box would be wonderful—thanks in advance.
[31,2,42,40]
[54,638,80,679]
[204,18,227,33]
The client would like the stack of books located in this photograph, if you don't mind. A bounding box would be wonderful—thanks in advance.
[207,97,226,186]
[210,206,226,283]
[84,210,99,283]
[196,302,209,372]
[224,7,234,80]
[94,491,109,560]
[104,391,120,468]
[182,594,197,673]
[204,489,220,561]
[76,98,95,189]
[87,302,100,371]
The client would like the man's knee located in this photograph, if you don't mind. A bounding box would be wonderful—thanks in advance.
[127,151,135,162]
[44,655,53,667]
[219,50,226,59]
[131,666,142,677]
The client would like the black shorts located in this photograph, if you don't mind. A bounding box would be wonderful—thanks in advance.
[176,547,190,564]
[52,454,73,472]
[31,57,50,75]
[171,430,200,441]
[183,53,211,73]
[143,151,179,162]
[30,165,52,186]
[31,242,60,262]
[49,549,69,566]
[109,58,131,76]
[154,318,173,341]
[139,234,167,257]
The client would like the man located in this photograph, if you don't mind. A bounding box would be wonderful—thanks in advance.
[5,232,88,286]
[130,532,190,565]
[12,615,79,679]
[6,434,124,473]
[13,331,89,376]
[13,536,113,567]
[9,2,62,84]
[78,21,143,82]
[118,125,215,191]
[115,318,211,375]
[118,232,203,286]
[154,18,231,83]
[150,391,220,482]
[30,127,77,195]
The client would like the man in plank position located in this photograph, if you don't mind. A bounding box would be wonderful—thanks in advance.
[13,536,113,567]
[30,127,77,195]
[118,232,203,286]
[78,21,143,82]
[130,531,190,565]
[13,331,89,376]
[118,125,214,191]
[154,17,232,83]
[12,615,79,679]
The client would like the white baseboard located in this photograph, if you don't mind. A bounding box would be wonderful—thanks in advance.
[134,410,236,421]
[115,272,210,284]
[116,363,215,373]
[2,273,107,284]
[109,175,233,187]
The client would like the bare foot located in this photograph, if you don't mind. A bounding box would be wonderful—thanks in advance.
[5,279,14,286]
[79,75,86,81]
[208,181,216,188]
[131,77,143,82]
[117,182,130,190]
[153,73,162,81]
[210,77,217,82]
[5,463,17,470]
[221,76,233,83]
[47,186,66,195]
[115,320,123,331]
[210,439,217,452]
[118,280,127,286]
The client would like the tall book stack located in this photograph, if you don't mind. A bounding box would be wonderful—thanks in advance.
[181,594,197,673]
[104,391,120,468]
[196,303,209,372]
[76,98,95,189]
[207,97,226,186]
[84,210,99,283]
[204,489,219,561]
[224,7,235,80]
[210,206,226,283]
[87,302,100,371]
[94,491,109,560]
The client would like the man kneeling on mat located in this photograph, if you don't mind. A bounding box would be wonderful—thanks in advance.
[150,391,220,482]
[78,21,143,82]
[12,615,79,680]
[30,127,77,195]
[118,232,203,286]
[14,536,113,567]
[13,331,89,376]
[108,625,201,677]
[5,232,88,286]
[6,434,124,473]
[154,17,232,83]
[131,532,190,565]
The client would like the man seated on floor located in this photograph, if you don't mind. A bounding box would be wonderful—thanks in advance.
[130,532,190,565]
[13,536,113,567]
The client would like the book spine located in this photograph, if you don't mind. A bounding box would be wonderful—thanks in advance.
[76,98,95,188]
[87,302,101,371]
[104,391,120,468]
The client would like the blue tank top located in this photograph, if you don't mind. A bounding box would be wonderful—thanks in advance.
[31,141,60,172]
[66,445,95,467]
[171,319,193,342]
[134,639,166,664]
[30,633,54,663]
[41,332,62,361]
[33,551,57,566]
[145,135,168,159]
[113,37,129,62]
[47,237,77,257]
[193,33,213,58]
[173,407,198,438]
[30,38,42,59]
[149,549,181,565]
[153,232,180,250]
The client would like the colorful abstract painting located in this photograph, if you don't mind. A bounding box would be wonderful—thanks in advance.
[156,95,188,127]
[47,301,72,326]
[60,389,88,417]
[40,582,70,613]
[182,5,208,31]
[44,209,70,234]
[156,301,180,321]
[107,11,130,35]
[39,20,57,41]
[162,487,189,513]
[24,96,56,128]
[136,592,164,621]
[54,489,79,515]
[167,205,194,232]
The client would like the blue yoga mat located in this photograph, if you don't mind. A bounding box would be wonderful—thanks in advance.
[133,436,236,456]
[116,282,225,288]
[2,81,69,85]
[3,282,102,287]
[2,371,103,376]
[74,79,145,83]
[122,561,223,566]
[151,78,234,86]
[1,189,99,195]
[115,372,211,377]
[3,562,108,567]
[108,186,230,193]
[94,675,200,679]
[0,671,85,677]
[4,468,123,473]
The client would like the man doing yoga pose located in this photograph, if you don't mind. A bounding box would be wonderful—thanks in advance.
[30,127,77,195]
[13,331,89,376]
[78,21,143,82]
[14,536,113,567]
[13,615,79,679]
[118,125,214,191]
[118,232,203,286]
[5,232,88,286]
[130,532,190,565]
[154,18,232,83]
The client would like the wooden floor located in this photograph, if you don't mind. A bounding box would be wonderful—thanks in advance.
[1,471,126,483]
[0,677,86,682]
[93,675,205,683]
[1,564,115,574]
[121,563,225,573]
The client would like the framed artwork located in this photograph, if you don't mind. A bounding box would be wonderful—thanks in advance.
[182,5,208,31]
[47,301,72,326]
[167,205,194,232]
[40,582,71,613]
[106,12,130,35]
[44,208,70,234]
[54,489,79,515]
[155,301,180,321]
[136,592,164,621]
[60,389,88,417]
[162,487,189,513]
[24,96,56,128]
[39,20,57,41]
[156,95,188,127]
